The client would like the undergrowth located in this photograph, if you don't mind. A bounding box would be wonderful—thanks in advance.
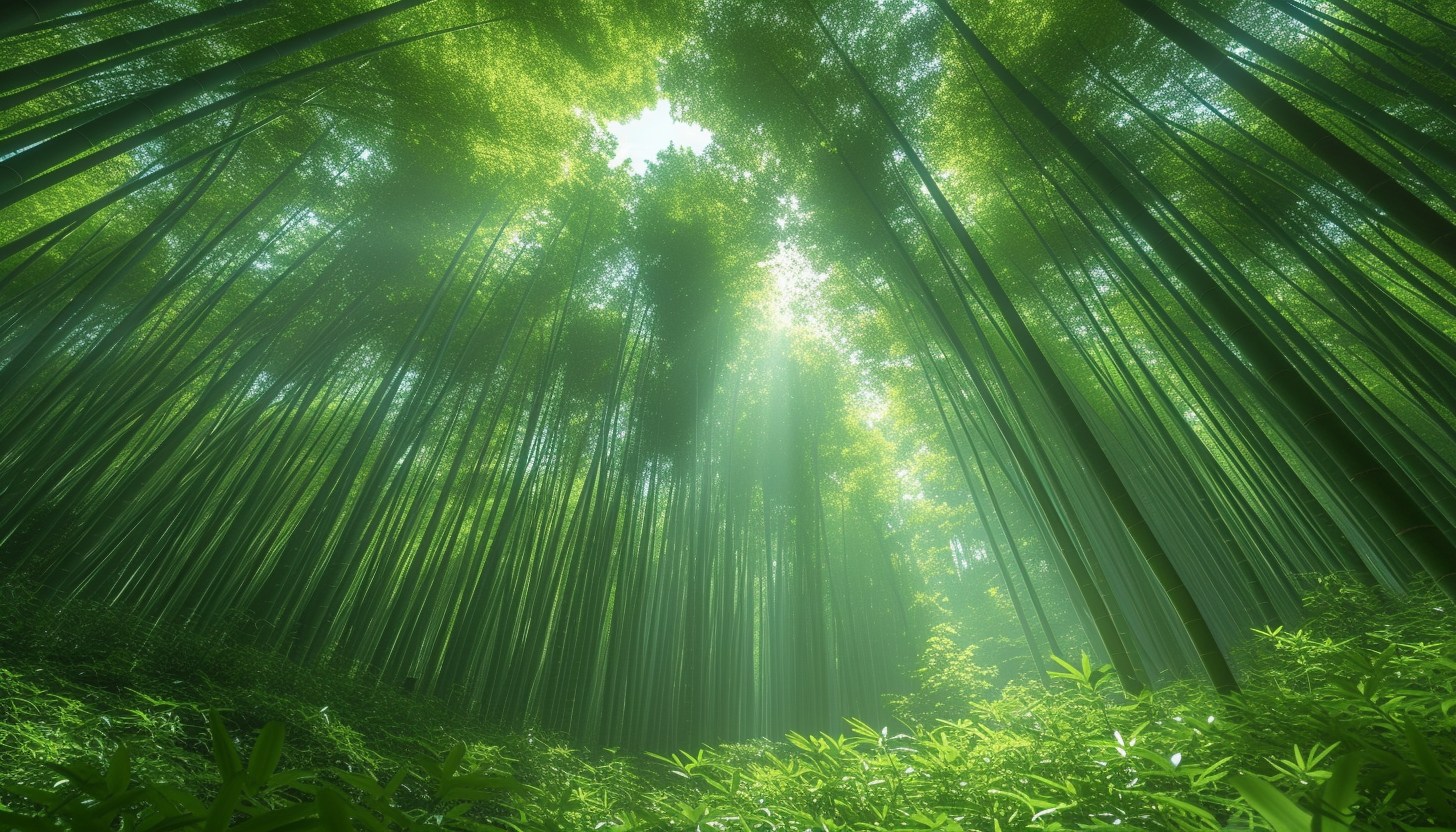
[1,575,1453,831]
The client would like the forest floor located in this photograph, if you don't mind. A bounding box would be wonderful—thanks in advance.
[1,577,1453,832]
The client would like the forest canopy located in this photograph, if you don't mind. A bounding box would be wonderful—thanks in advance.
[1,0,1455,774]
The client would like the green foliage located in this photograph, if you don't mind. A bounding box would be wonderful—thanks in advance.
[0,712,536,832]
[2,575,1453,831]
[627,578,1456,831]
[888,623,997,725]
[3,0,1456,779]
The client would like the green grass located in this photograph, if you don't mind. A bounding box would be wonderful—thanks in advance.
[1,576,1453,831]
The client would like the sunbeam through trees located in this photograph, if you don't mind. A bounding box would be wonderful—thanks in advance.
[1,0,1455,829]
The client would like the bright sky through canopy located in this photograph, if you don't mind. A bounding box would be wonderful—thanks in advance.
[606,99,713,174]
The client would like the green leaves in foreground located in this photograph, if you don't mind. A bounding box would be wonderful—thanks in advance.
[0,712,529,832]
[1046,652,1115,695]
[2,580,1455,831]
[1225,747,1456,832]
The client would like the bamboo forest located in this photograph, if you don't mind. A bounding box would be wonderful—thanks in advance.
[4,0,1456,829]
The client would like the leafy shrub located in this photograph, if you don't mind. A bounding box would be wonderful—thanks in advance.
[887,623,998,726]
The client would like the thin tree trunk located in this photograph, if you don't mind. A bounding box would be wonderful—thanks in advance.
[0,0,99,38]
[0,0,273,97]
[0,0,437,199]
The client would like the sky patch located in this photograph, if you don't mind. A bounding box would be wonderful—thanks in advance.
[606,99,712,175]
